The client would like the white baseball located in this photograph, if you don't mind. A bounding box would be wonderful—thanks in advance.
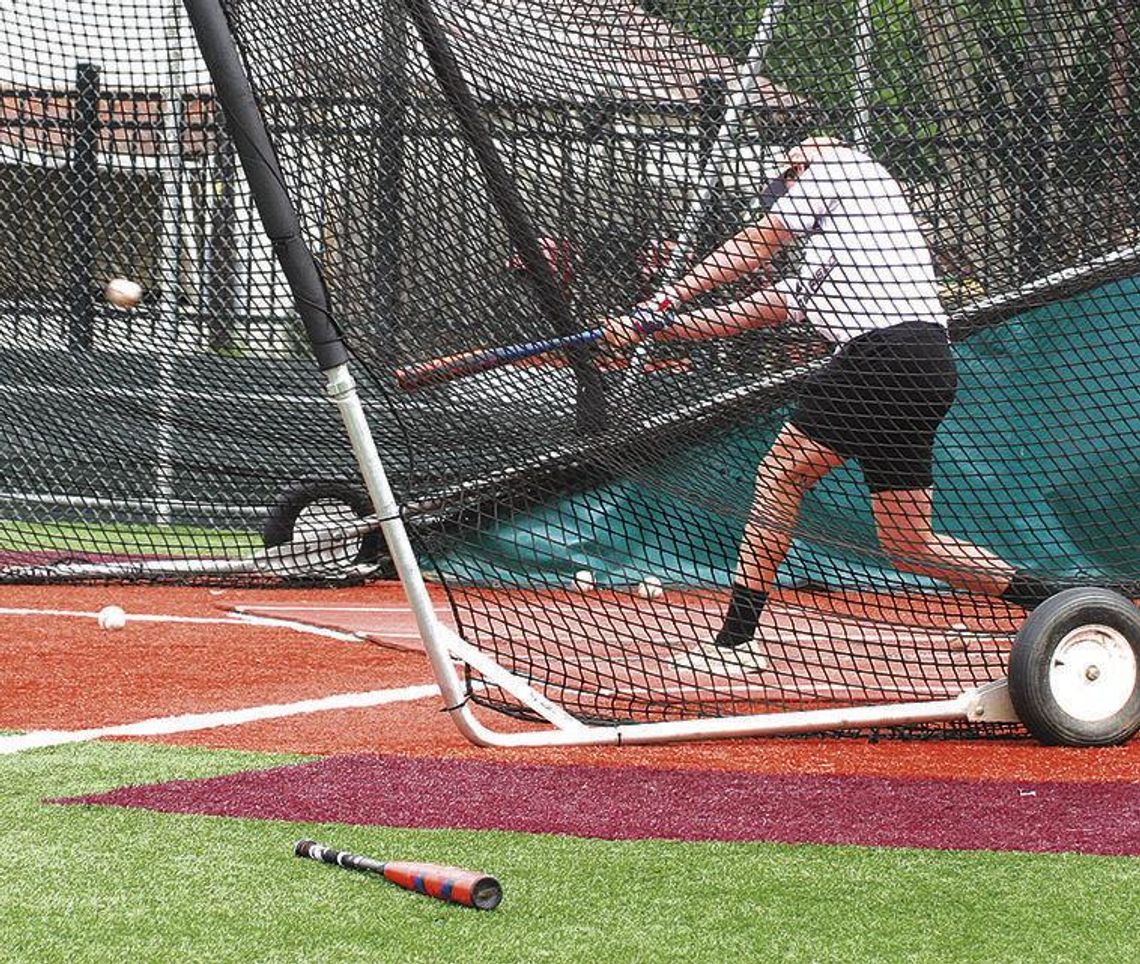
[96,605,127,631]
[105,277,143,309]
[636,575,664,600]
[572,569,595,592]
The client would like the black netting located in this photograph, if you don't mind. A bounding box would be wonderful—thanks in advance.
[3,1,1139,727]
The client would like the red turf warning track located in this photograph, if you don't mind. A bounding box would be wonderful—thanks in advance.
[59,753,1140,856]
[0,584,432,730]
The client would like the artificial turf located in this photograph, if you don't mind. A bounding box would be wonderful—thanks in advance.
[0,520,257,558]
[1,740,1135,963]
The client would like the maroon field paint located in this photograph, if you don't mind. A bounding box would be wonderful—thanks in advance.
[56,753,1140,856]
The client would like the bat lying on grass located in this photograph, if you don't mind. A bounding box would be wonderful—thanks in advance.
[394,306,674,391]
[293,839,503,910]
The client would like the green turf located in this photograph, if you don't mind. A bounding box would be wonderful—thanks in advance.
[1,741,1134,963]
[0,519,258,558]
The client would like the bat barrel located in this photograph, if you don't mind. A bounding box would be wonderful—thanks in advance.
[383,860,503,911]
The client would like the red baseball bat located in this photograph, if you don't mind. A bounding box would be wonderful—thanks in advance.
[293,840,503,910]
[394,308,674,391]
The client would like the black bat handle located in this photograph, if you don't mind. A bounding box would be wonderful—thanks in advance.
[295,840,386,875]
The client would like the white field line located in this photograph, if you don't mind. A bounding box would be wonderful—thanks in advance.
[358,631,422,639]
[228,615,426,643]
[230,606,440,643]
[233,605,419,613]
[0,607,386,643]
[0,683,442,755]
[0,607,244,625]
[226,610,372,642]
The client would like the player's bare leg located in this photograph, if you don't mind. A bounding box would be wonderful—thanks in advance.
[675,423,843,675]
[871,488,1014,594]
[871,488,1078,608]
[734,423,845,592]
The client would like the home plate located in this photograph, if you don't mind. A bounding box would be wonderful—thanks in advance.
[227,603,453,652]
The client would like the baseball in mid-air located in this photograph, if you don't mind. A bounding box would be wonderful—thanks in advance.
[105,277,143,309]
[96,605,127,631]
[636,575,664,600]
[572,569,596,592]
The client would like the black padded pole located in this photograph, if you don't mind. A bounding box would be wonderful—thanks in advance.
[404,0,607,432]
[182,0,349,372]
[371,0,407,354]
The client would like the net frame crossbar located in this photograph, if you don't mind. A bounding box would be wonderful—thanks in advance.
[181,0,1026,745]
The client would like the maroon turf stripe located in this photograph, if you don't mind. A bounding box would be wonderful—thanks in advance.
[54,754,1140,855]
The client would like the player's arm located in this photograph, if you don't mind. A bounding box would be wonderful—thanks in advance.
[603,212,795,349]
[653,287,791,343]
[663,214,794,309]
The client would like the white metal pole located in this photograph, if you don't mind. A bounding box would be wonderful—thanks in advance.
[447,684,1003,749]
[662,0,791,283]
[321,364,587,743]
[851,0,875,148]
[155,3,187,526]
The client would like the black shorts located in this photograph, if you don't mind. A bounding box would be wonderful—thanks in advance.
[790,320,957,492]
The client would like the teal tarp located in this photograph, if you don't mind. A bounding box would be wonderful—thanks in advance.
[436,277,1140,590]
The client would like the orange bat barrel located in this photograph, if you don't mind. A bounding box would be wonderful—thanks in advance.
[294,840,502,910]
[380,860,502,910]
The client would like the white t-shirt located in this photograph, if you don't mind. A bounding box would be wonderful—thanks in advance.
[769,144,946,344]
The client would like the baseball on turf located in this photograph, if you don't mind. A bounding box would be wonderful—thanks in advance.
[97,605,127,631]
[572,569,595,592]
[636,575,664,600]
[105,277,143,309]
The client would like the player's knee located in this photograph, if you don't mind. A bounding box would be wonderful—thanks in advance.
[755,454,815,497]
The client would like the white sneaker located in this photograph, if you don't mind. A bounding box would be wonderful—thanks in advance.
[671,639,769,676]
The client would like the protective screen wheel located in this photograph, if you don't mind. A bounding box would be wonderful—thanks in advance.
[1008,587,1140,746]
[263,480,383,568]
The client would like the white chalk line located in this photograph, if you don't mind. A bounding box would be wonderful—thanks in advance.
[0,683,442,755]
[0,607,244,625]
[228,610,434,644]
[0,606,426,644]
[232,605,420,614]
[226,610,373,642]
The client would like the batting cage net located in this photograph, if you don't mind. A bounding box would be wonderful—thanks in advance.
[2,1,1139,729]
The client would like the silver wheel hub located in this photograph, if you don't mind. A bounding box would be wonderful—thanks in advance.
[1049,624,1137,722]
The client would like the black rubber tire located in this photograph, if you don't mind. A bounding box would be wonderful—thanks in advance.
[1008,587,1140,746]
[263,479,383,567]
